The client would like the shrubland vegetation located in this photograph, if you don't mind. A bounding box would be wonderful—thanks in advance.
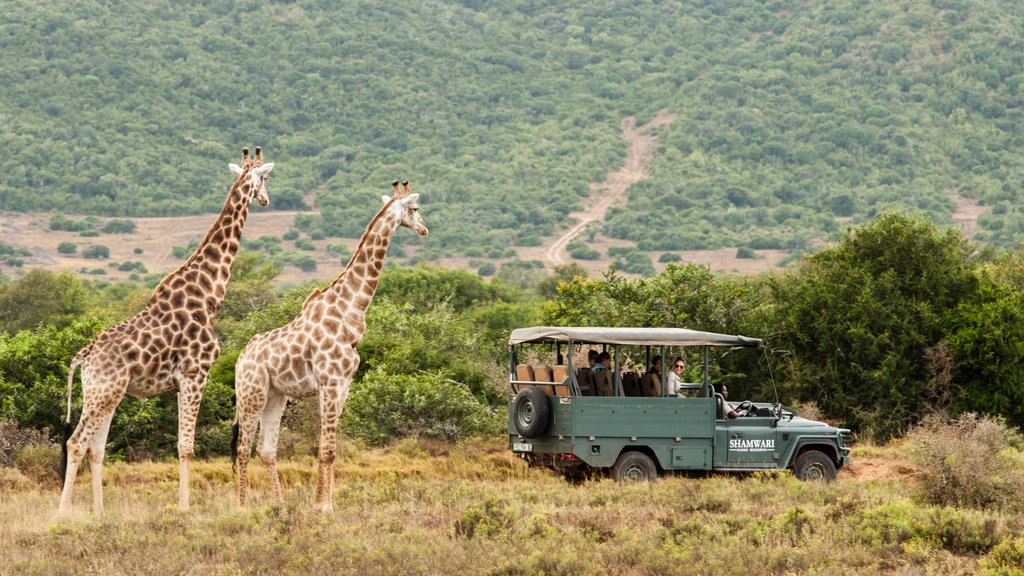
[2,213,1024,460]
[4,0,1024,262]
[1,434,1023,575]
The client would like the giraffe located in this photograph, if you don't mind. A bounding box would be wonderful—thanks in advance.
[58,147,275,515]
[231,180,427,512]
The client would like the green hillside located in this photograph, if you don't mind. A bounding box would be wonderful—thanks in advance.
[3,0,1023,261]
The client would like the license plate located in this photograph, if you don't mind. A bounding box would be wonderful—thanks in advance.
[512,442,533,452]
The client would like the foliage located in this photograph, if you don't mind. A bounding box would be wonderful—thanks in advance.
[81,245,109,259]
[57,241,76,254]
[906,413,1024,511]
[0,269,88,333]
[0,317,107,434]
[101,219,136,234]
[10,0,1024,259]
[375,266,514,313]
[771,213,978,439]
[945,247,1024,426]
[0,420,51,468]
[341,369,503,447]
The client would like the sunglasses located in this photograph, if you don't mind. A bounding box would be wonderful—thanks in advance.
[674,364,685,369]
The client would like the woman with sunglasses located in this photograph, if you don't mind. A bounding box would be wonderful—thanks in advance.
[666,356,686,397]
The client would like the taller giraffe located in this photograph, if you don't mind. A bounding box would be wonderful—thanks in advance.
[59,147,275,515]
[232,180,428,512]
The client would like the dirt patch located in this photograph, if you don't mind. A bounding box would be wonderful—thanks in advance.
[839,450,918,481]
[947,188,986,239]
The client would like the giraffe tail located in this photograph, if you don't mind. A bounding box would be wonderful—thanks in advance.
[60,357,81,488]
[230,420,240,475]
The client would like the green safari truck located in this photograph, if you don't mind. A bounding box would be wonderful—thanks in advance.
[506,327,852,482]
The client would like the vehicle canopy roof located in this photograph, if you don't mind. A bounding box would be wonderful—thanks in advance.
[508,326,762,348]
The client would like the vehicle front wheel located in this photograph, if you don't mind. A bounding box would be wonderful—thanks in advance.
[792,450,837,482]
[611,451,657,483]
[512,386,550,439]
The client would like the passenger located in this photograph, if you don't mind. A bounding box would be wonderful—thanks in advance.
[645,355,663,380]
[587,349,598,369]
[666,356,685,397]
[591,351,611,372]
[713,383,739,419]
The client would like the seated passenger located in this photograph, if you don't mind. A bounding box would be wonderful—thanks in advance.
[666,356,686,397]
[645,355,663,381]
[591,351,611,372]
[713,383,739,419]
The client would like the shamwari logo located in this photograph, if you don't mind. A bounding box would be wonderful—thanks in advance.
[729,438,775,452]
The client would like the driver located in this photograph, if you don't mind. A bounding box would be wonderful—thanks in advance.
[713,383,739,419]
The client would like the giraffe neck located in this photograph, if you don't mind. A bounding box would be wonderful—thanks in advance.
[149,178,253,314]
[318,199,401,319]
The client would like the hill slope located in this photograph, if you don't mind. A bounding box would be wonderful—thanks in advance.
[2,0,1022,275]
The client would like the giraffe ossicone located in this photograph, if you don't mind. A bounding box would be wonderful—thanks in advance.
[231,180,428,512]
[58,147,274,515]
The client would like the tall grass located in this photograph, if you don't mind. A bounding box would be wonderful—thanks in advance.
[1,438,1023,575]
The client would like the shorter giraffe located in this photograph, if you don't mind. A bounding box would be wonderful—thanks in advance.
[59,148,274,515]
[231,180,427,512]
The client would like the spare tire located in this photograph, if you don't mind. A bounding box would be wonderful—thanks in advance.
[513,386,550,438]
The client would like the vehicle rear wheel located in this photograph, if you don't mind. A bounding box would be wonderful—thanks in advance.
[512,386,550,439]
[793,450,837,482]
[611,451,657,483]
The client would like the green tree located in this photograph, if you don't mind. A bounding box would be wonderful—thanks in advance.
[771,213,978,439]
[0,269,88,333]
[0,317,106,434]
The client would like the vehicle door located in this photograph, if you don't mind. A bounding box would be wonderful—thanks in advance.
[713,402,779,469]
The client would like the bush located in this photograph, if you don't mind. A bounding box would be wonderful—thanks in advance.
[736,246,759,259]
[981,537,1024,575]
[14,444,60,486]
[342,369,503,446]
[907,413,1024,510]
[0,420,51,467]
[295,238,315,251]
[454,496,515,539]
[477,262,496,276]
[57,242,77,254]
[567,241,599,260]
[82,245,110,259]
[102,219,136,234]
[282,230,299,241]
[659,252,680,263]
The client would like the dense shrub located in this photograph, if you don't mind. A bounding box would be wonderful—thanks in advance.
[342,369,503,446]
[0,420,51,467]
[102,219,136,234]
[57,242,76,254]
[82,245,110,259]
[906,413,1024,511]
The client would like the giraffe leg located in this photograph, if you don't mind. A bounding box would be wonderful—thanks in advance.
[58,373,125,515]
[87,410,117,516]
[58,418,90,515]
[176,370,208,510]
[314,381,348,513]
[235,407,260,507]
[257,392,288,504]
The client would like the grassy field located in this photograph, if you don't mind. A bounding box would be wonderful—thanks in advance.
[2,439,1023,576]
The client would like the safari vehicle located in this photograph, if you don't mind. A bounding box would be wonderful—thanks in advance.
[507,327,852,482]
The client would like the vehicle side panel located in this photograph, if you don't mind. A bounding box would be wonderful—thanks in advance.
[510,396,717,470]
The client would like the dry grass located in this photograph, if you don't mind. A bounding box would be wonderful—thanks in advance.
[2,438,1023,576]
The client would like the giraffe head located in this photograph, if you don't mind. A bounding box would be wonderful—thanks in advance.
[228,147,275,207]
[383,180,428,236]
